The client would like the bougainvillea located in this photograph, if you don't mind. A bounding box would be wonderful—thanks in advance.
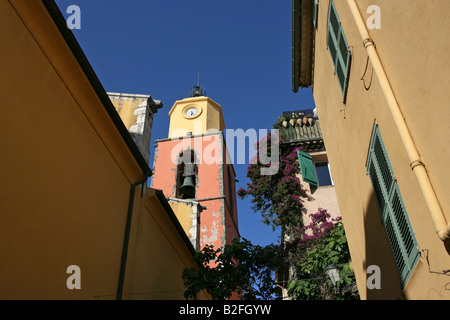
[237,132,308,230]
[183,129,358,300]
[237,130,358,300]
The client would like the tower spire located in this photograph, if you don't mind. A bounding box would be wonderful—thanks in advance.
[189,73,206,97]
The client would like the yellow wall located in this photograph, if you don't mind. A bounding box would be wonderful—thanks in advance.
[168,96,225,138]
[0,0,207,300]
[109,96,145,130]
[169,202,195,239]
[310,0,450,299]
[167,199,202,251]
[120,189,209,300]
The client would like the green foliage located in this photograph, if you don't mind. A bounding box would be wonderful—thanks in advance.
[286,213,359,300]
[182,238,282,300]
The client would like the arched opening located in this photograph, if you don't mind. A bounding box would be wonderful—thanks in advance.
[176,149,198,199]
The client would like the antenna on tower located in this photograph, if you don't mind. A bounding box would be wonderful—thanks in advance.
[189,73,206,97]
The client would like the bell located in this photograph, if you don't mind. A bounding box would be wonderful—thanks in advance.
[180,176,195,198]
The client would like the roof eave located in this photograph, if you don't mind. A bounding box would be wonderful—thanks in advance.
[292,0,314,92]
[42,0,152,177]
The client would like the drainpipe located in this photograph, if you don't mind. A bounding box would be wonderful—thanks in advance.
[116,176,149,300]
[346,0,450,242]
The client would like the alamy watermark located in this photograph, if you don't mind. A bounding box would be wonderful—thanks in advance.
[66,265,81,289]
[169,123,279,176]
[65,5,81,30]
[367,5,381,30]
[63,4,381,31]
[366,265,381,290]
[65,264,381,292]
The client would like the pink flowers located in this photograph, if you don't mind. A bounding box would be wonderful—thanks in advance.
[299,209,341,245]
[237,187,247,199]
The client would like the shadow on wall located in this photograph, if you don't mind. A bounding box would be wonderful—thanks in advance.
[445,242,450,255]
[363,192,406,300]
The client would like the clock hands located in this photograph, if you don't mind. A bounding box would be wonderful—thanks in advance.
[186,107,198,117]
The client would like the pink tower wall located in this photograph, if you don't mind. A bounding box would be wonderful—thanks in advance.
[150,133,239,250]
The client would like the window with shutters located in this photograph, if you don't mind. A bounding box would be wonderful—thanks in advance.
[327,0,351,102]
[297,151,335,187]
[366,123,420,287]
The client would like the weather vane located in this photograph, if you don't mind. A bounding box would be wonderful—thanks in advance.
[189,73,206,97]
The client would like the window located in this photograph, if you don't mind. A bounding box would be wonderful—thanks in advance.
[366,123,419,287]
[314,162,333,186]
[312,0,318,29]
[327,0,351,102]
[297,151,334,187]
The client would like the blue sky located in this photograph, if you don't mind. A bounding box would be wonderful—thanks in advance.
[55,0,315,246]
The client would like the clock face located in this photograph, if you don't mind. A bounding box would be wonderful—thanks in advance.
[185,107,199,118]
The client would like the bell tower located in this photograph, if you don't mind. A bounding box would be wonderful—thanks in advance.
[150,86,239,251]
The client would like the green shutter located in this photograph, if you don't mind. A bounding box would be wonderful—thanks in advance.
[328,1,340,41]
[388,184,419,286]
[366,124,419,288]
[367,159,386,212]
[327,0,351,102]
[336,29,351,101]
[297,150,318,186]
[327,27,337,64]
[327,1,339,65]
[312,0,318,29]
[368,127,394,213]
[372,129,394,193]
